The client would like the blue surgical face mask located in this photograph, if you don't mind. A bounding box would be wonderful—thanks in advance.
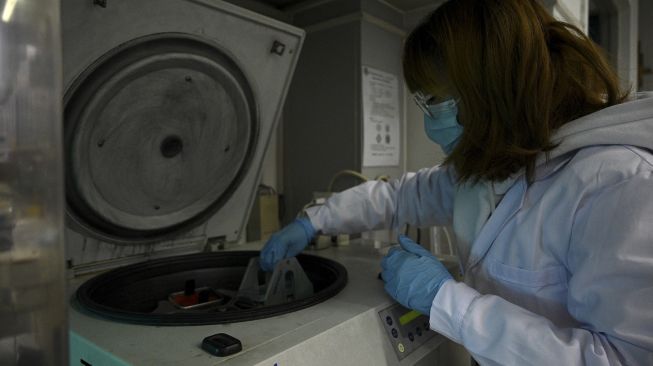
[423,99,463,155]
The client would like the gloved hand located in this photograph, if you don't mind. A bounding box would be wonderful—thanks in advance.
[381,234,453,315]
[259,218,316,272]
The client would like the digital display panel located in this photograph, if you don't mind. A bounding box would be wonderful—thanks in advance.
[398,310,421,326]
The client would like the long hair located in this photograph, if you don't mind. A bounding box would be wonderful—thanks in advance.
[403,0,628,182]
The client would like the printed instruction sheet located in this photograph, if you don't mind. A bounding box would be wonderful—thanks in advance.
[362,66,400,167]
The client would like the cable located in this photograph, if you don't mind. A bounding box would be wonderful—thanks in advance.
[258,184,277,195]
[301,170,390,219]
[327,170,369,193]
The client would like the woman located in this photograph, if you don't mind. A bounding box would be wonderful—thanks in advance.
[261,0,653,364]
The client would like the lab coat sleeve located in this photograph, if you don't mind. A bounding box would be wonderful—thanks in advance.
[429,173,653,365]
[305,165,457,235]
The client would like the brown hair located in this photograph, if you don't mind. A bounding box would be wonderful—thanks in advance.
[403,0,628,182]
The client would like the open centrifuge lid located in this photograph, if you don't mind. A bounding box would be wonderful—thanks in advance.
[62,0,304,254]
[65,33,258,243]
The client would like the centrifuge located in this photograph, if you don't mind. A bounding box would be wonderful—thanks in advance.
[63,0,447,365]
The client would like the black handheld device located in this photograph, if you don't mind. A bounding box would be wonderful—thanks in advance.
[201,333,242,357]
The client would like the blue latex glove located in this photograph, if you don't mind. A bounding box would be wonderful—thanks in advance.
[259,218,316,272]
[381,234,453,315]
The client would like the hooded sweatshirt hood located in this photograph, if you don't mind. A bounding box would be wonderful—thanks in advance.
[453,92,653,263]
[543,92,653,164]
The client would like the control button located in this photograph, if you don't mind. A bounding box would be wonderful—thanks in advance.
[398,343,405,353]
[408,333,414,342]
[416,327,422,336]
[391,328,398,338]
[386,316,393,326]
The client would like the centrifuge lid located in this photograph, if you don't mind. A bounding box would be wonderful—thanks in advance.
[62,0,304,273]
[64,34,258,243]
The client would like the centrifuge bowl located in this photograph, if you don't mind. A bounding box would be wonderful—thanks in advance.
[75,251,347,326]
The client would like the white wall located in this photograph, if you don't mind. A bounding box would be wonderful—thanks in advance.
[614,0,639,91]
[547,0,641,91]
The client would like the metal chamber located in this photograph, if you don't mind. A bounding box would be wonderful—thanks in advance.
[75,252,347,325]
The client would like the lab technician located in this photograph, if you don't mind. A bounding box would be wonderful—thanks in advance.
[261,0,653,364]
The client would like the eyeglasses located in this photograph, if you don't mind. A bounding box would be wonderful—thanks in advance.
[413,91,436,117]
[412,92,458,118]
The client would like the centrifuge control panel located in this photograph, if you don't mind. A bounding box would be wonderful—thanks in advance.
[378,304,436,360]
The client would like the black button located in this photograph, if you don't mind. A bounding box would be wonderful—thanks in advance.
[386,316,393,326]
[416,327,422,336]
[201,333,242,357]
[424,321,429,329]
[391,328,398,338]
[408,333,414,342]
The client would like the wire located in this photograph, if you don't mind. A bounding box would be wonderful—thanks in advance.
[327,170,369,193]
[258,184,277,195]
[300,170,391,219]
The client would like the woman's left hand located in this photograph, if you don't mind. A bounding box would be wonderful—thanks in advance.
[381,235,453,315]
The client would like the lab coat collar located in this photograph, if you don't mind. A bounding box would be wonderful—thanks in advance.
[465,177,527,271]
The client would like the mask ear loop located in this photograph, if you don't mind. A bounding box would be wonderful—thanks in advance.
[413,92,435,118]
[425,98,459,118]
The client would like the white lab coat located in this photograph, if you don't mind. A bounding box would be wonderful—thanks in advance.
[306,94,653,365]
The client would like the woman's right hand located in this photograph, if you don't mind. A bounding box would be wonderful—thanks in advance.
[259,218,316,272]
